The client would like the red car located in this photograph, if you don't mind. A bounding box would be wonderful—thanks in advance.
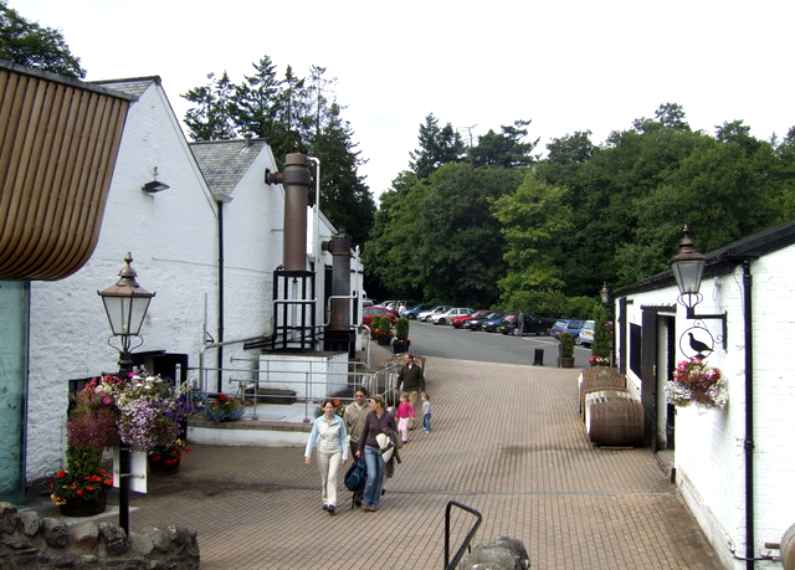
[451,309,490,329]
[363,305,398,327]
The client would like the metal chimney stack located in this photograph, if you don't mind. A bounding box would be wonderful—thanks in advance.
[265,153,312,271]
[326,234,352,331]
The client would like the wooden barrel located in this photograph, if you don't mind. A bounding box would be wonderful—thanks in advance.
[782,522,795,570]
[585,390,644,447]
[579,368,627,420]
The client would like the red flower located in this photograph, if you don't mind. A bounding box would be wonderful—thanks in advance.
[86,485,95,492]
[217,393,229,402]
[164,459,177,465]
[76,489,84,497]
[103,479,113,487]
[55,470,66,479]
[150,453,161,462]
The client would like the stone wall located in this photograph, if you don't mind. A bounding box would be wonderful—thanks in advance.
[0,502,199,569]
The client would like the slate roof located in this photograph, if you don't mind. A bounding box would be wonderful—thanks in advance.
[190,139,268,196]
[90,76,160,98]
[617,218,795,296]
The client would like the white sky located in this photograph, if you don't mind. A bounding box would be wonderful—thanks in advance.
[12,0,795,203]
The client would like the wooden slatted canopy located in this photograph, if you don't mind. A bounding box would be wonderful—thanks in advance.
[0,60,133,280]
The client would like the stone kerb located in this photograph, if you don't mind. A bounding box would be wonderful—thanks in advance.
[0,501,199,569]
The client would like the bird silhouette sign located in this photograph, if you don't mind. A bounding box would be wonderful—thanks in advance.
[680,327,715,359]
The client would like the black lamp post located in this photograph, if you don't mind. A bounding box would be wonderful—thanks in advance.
[599,281,615,366]
[671,226,727,349]
[97,252,155,535]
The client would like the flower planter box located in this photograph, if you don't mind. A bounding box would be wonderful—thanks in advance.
[205,406,244,423]
[58,489,107,517]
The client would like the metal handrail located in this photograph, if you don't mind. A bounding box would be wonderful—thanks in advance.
[444,501,483,570]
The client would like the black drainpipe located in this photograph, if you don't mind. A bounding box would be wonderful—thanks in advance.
[742,260,754,570]
[217,201,224,393]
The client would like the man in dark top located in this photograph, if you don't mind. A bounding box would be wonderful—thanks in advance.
[398,354,425,428]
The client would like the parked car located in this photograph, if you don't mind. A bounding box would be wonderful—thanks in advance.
[563,319,585,339]
[404,303,434,319]
[549,319,570,338]
[483,313,509,332]
[431,307,473,325]
[418,305,450,322]
[504,313,556,336]
[452,309,490,328]
[363,305,398,327]
[577,320,595,347]
[467,312,500,331]
[498,314,519,334]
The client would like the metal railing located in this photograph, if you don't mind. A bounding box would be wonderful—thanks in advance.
[444,501,483,570]
[184,357,402,422]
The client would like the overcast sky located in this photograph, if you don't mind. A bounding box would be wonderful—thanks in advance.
[13,0,795,203]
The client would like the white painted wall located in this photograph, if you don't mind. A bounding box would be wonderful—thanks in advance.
[209,145,285,395]
[616,248,795,569]
[28,82,219,480]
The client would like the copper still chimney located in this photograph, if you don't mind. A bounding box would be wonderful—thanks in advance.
[265,153,312,271]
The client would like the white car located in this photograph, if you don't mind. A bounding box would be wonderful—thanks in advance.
[431,307,473,325]
[418,305,449,322]
[577,320,595,347]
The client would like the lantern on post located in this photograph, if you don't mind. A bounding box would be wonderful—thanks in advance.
[97,252,155,535]
[670,226,727,349]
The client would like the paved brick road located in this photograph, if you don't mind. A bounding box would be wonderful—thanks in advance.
[132,358,721,569]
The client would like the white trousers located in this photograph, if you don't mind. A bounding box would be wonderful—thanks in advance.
[317,450,341,507]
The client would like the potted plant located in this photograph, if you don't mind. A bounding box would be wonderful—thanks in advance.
[49,379,120,516]
[393,317,411,353]
[206,392,245,422]
[665,357,727,409]
[590,318,612,367]
[559,333,575,368]
[371,316,393,346]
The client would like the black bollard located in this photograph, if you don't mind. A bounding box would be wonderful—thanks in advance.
[533,348,544,366]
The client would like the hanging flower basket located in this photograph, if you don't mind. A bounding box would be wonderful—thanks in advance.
[665,357,728,409]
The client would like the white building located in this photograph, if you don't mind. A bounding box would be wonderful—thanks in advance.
[25,77,366,483]
[613,222,795,569]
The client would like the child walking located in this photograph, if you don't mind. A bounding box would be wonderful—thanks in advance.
[395,393,415,444]
[421,392,432,433]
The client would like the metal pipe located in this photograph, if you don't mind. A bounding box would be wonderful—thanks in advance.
[199,335,265,393]
[308,156,321,329]
[217,200,224,393]
[742,260,755,570]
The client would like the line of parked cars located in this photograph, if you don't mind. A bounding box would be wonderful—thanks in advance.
[370,301,595,346]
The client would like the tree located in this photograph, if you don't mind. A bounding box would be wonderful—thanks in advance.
[469,119,538,168]
[492,173,572,311]
[409,114,465,178]
[0,1,85,78]
[309,103,375,246]
[182,72,237,141]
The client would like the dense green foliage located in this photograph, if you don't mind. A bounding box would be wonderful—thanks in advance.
[364,103,795,316]
[0,1,85,77]
[182,57,375,245]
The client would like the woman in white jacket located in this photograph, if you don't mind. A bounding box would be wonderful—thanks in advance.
[305,400,349,515]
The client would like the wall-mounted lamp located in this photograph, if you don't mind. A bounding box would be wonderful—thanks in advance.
[671,225,727,349]
[142,167,170,194]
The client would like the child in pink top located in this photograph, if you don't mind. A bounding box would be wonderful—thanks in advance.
[395,393,415,444]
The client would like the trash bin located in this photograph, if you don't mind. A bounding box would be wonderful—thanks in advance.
[533,348,544,366]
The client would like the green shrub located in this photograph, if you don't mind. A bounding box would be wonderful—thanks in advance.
[395,318,409,339]
[592,319,612,359]
[559,333,574,358]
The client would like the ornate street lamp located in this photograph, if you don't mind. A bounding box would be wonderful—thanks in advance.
[97,252,155,535]
[599,282,615,366]
[670,226,727,349]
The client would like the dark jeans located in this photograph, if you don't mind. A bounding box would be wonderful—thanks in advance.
[423,413,431,432]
